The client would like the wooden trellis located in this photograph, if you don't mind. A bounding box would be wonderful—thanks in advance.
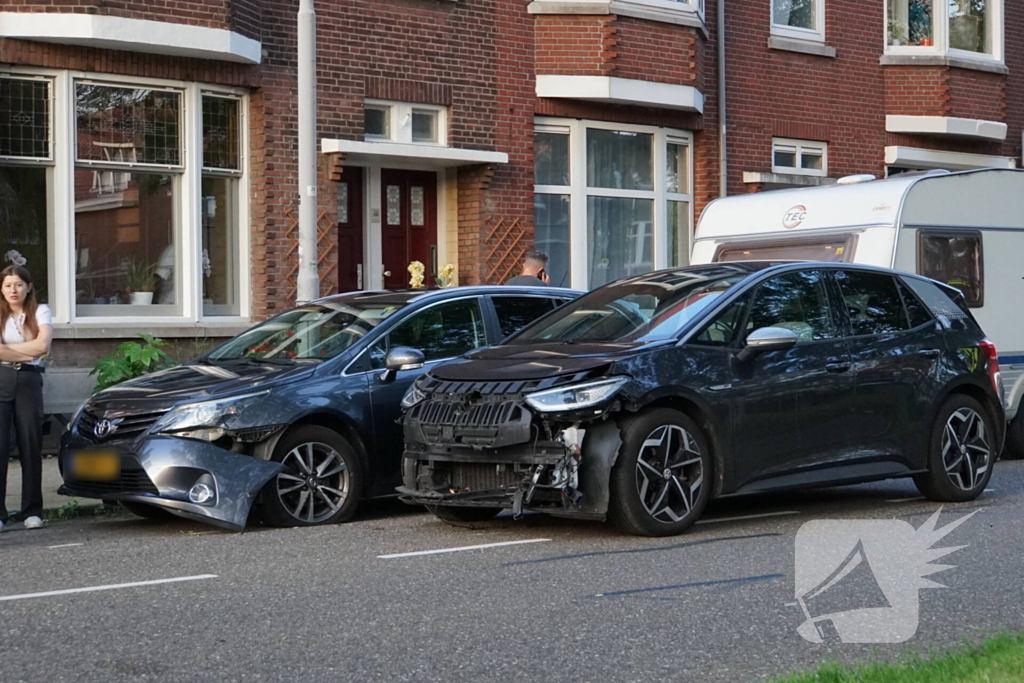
[484,216,525,285]
[284,207,338,300]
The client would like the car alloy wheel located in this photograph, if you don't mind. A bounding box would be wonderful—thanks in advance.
[276,442,351,524]
[635,424,704,523]
[941,407,991,492]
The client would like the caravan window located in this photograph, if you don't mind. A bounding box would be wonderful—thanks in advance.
[715,237,856,264]
[917,232,983,307]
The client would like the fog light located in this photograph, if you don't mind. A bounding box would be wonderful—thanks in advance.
[189,482,215,505]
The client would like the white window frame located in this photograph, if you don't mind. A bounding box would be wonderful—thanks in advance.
[534,117,694,291]
[364,99,447,147]
[884,0,1004,64]
[0,67,250,327]
[772,137,828,177]
[770,0,826,43]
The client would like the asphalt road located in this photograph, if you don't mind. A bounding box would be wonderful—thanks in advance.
[3,462,1024,683]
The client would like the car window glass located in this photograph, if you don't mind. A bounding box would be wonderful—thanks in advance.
[746,271,834,342]
[491,296,557,339]
[835,270,908,336]
[918,232,983,306]
[691,296,748,347]
[384,298,486,364]
[897,279,933,329]
[903,277,977,333]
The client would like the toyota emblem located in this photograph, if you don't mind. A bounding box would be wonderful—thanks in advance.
[94,419,116,438]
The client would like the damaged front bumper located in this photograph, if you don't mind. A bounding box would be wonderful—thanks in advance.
[59,434,282,531]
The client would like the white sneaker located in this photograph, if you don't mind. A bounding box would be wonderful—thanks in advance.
[24,516,44,530]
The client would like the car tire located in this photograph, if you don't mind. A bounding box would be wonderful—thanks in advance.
[1001,410,1024,460]
[608,408,712,537]
[120,501,173,520]
[260,425,363,528]
[426,505,502,525]
[914,394,995,503]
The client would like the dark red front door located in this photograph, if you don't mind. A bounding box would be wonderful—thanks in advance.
[336,167,365,292]
[381,169,437,290]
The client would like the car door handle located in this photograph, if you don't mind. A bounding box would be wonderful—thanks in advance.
[825,361,852,373]
[919,349,941,358]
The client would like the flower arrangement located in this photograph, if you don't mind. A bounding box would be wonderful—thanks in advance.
[5,250,26,267]
[437,263,457,288]
[408,260,425,289]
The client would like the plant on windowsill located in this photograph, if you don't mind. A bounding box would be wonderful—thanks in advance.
[90,333,176,393]
[121,256,157,305]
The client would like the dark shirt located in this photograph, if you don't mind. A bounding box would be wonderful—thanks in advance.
[505,275,548,287]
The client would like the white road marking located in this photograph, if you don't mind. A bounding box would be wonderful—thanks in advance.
[985,488,995,492]
[379,539,551,559]
[695,511,801,525]
[47,543,84,549]
[886,496,926,503]
[0,575,218,602]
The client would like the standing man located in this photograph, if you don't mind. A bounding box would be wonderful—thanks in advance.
[506,251,550,286]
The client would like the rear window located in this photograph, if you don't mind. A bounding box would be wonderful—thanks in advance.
[834,270,909,336]
[902,277,979,333]
[715,237,856,263]
[917,231,983,307]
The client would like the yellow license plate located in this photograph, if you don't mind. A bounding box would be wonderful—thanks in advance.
[71,450,120,481]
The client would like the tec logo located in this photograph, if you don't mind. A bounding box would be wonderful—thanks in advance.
[783,205,808,229]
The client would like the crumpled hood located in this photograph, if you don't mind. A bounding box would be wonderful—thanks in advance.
[430,341,659,381]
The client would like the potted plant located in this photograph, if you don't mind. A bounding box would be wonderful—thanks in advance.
[121,256,157,305]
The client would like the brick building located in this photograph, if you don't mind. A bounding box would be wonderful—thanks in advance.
[0,0,1020,414]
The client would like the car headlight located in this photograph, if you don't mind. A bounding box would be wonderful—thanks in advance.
[524,377,630,413]
[67,402,87,431]
[152,391,269,435]
[401,381,429,409]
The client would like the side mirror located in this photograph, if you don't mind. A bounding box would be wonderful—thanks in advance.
[380,346,425,383]
[736,326,800,363]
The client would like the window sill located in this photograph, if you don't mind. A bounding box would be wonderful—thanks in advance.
[879,54,1008,75]
[53,322,251,340]
[528,0,707,35]
[744,171,836,187]
[768,35,836,58]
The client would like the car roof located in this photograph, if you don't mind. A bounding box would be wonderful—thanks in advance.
[310,285,584,307]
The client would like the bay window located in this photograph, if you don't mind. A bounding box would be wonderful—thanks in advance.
[534,119,693,291]
[886,0,1002,60]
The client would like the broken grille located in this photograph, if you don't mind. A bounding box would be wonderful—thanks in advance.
[415,400,525,429]
[449,462,524,492]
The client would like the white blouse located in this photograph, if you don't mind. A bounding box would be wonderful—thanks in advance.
[3,304,52,365]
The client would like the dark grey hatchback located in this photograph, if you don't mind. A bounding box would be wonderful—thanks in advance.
[59,286,578,530]
[400,263,1005,536]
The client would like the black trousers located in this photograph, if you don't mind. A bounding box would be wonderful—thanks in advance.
[0,370,44,522]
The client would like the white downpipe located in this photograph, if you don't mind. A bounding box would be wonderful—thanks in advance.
[718,0,728,198]
[296,0,319,304]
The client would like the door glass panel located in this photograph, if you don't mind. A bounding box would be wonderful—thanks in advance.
[337,182,349,223]
[386,185,401,225]
[491,296,556,339]
[534,194,570,288]
[586,129,652,191]
[587,197,653,288]
[410,186,425,226]
[835,270,909,336]
[747,270,834,341]
[388,299,486,362]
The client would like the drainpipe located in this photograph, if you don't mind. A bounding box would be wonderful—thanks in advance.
[717,0,728,198]
[296,0,320,304]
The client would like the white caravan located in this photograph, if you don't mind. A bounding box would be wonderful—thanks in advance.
[691,168,1024,456]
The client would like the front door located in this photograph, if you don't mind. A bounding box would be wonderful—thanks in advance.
[337,167,365,292]
[381,169,437,290]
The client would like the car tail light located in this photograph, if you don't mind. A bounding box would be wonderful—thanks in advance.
[979,340,1002,398]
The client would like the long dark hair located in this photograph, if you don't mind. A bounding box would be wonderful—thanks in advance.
[0,265,40,343]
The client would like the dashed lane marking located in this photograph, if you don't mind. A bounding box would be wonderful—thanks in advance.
[0,575,218,602]
[47,543,84,549]
[695,511,801,525]
[886,496,926,503]
[379,539,551,559]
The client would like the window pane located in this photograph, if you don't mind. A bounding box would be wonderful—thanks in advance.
[692,296,748,347]
[748,271,834,341]
[949,0,990,54]
[0,167,48,302]
[586,129,653,191]
[491,296,556,339]
[0,78,50,159]
[534,194,571,288]
[202,176,240,316]
[411,110,437,143]
[365,107,389,138]
[202,96,240,170]
[717,240,853,263]
[74,172,176,315]
[388,299,486,362]
[801,150,824,170]
[535,132,570,186]
[773,0,816,29]
[835,271,909,336]
[888,0,934,46]
[587,197,653,288]
[918,233,983,306]
[668,200,690,267]
[76,84,181,165]
[774,149,797,168]
[897,279,933,328]
[666,143,689,194]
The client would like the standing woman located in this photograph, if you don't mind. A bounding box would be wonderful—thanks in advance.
[0,266,52,531]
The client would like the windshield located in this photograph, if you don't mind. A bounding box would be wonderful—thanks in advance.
[510,269,750,344]
[208,300,408,362]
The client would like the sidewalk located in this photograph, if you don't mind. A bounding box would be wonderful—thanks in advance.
[4,455,80,517]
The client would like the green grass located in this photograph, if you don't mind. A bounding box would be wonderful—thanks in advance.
[773,633,1024,683]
